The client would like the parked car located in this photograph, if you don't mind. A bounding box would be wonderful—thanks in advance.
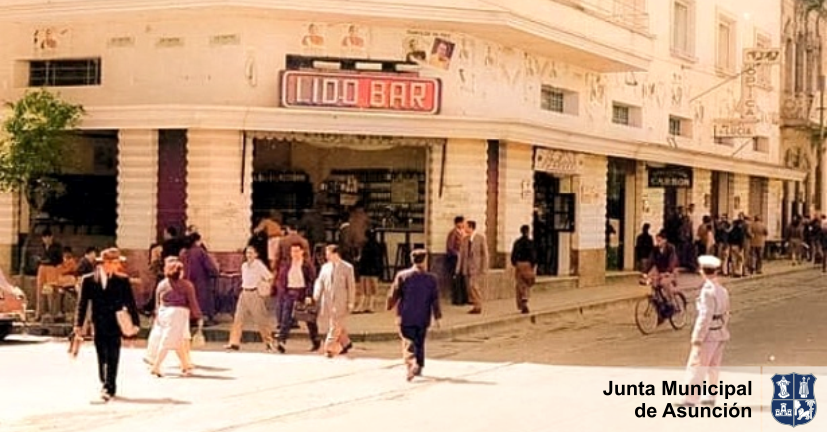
[0,269,26,341]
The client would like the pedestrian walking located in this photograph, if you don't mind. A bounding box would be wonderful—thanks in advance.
[36,229,63,322]
[224,246,275,351]
[182,233,219,325]
[355,229,383,314]
[635,223,654,272]
[456,220,488,314]
[275,243,321,354]
[386,249,442,381]
[678,255,730,407]
[786,217,805,266]
[149,258,201,377]
[73,248,140,402]
[510,225,536,314]
[313,245,356,358]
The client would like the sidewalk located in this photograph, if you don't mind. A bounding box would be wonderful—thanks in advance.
[25,260,817,343]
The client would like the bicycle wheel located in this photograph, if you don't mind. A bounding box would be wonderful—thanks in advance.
[669,292,689,330]
[635,297,659,335]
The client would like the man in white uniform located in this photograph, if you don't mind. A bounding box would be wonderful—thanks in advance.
[680,255,731,407]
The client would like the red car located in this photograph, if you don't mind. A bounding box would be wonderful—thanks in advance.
[0,269,26,341]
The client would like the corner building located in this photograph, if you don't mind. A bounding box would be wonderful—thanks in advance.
[0,0,805,297]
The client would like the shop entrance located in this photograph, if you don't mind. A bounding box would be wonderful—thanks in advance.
[251,138,428,281]
[532,172,575,276]
[606,158,634,271]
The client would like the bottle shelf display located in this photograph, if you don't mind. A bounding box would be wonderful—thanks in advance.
[325,169,426,231]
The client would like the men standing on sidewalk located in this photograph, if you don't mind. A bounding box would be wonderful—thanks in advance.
[445,216,467,306]
[73,248,140,402]
[748,216,767,275]
[456,220,488,314]
[314,245,356,357]
[387,249,442,381]
[679,255,730,407]
[510,225,536,314]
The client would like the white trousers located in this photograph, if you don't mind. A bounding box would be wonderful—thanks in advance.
[683,341,726,404]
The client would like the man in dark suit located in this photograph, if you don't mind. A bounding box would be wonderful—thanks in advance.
[73,248,140,402]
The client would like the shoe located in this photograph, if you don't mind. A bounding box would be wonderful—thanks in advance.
[415,366,423,376]
[150,370,163,378]
[100,391,112,402]
[520,306,530,314]
[265,342,275,352]
[340,342,353,355]
[277,342,286,354]
[468,309,481,315]
[310,340,321,352]
[224,344,240,351]
[181,367,193,377]
[407,365,420,382]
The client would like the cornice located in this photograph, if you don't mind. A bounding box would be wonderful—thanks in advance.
[48,104,805,181]
[0,0,651,71]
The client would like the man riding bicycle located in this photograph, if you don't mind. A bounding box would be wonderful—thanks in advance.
[642,231,679,304]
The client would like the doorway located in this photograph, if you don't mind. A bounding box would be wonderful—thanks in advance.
[533,172,560,276]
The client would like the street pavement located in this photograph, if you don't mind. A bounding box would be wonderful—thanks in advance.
[1,267,825,431]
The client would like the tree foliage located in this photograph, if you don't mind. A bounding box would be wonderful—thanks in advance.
[0,89,84,207]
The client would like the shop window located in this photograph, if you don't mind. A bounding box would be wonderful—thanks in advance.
[28,58,102,87]
[752,136,769,153]
[715,136,734,147]
[540,86,579,115]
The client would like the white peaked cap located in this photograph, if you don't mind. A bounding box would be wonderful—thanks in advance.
[697,255,722,269]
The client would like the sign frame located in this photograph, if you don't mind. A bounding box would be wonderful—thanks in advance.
[647,166,693,188]
[279,70,442,114]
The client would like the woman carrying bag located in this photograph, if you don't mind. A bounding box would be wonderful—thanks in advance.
[149,258,201,377]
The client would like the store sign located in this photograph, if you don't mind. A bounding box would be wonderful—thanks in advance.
[280,70,441,114]
[648,166,693,188]
[534,148,583,175]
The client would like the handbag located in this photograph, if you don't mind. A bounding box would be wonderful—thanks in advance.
[116,307,139,337]
[292,301,318,322]
[191,319,206,348]
[256,278,272,297]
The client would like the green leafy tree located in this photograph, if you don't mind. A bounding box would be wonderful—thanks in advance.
[0,89,84,278]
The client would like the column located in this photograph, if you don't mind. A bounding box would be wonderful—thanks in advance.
[768,180,784,239]
[427,138,488,250]
[733,174,750,216]
[496,142,533,256]
[692,168,712,226]
[0,192,17,276]
[572,155,607,287]
[635,162,665,236]
[186,129,251,253]
[117,129,159,253]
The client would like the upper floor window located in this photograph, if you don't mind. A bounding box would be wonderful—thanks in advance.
[28,58,102,87]
[612,103,641,127]
[716,16,737,74]
[755,32,772,88]
[540,85,579,115]
[671,0,696,59]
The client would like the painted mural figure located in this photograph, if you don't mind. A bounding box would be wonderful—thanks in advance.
[405,38,427,63]
[429,38,454,70]
[301,24,325,48]
[341,25,364,49]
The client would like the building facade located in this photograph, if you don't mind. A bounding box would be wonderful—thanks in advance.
[0,0,805,294]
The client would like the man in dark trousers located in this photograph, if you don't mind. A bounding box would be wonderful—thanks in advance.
[387,249,442,381]
[510,225,537,314]
[73,248,140,402]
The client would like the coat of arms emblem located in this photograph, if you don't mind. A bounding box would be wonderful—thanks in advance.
[772,374,816,427]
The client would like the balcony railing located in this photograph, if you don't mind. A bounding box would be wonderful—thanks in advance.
[552,0,649,34]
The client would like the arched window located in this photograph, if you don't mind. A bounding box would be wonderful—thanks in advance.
[785,38,795,92]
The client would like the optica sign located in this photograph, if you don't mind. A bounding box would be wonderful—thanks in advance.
[280,70,441,114]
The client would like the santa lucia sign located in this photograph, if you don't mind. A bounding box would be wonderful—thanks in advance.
[713,47,780,138]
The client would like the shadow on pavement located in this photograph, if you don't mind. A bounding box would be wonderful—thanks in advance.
[113,396,191,405]
[193,364,232,372]
[418,375,498,386]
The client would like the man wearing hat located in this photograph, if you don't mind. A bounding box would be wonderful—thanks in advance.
[679,255,731,407]
[386,249,442,381]
[73,248,140,402]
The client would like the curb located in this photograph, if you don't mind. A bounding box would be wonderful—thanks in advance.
[20,266,816,343]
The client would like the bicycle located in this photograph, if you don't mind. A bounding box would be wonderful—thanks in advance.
[634,274,688,335]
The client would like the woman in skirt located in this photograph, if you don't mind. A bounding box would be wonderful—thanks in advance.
[150,258,202,377]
